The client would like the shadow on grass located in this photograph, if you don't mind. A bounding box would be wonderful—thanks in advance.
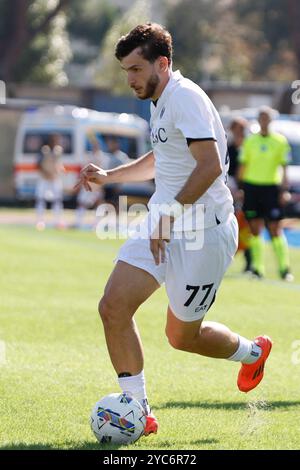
[155,400,300,411]
[0,438,219,451]
[0,442,125,451]
[153,439,219,449]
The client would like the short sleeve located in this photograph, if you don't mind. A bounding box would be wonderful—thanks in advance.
[172,87,217,141]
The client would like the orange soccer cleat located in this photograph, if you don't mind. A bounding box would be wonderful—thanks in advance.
[144,413,159,436]
[237,335,273,393]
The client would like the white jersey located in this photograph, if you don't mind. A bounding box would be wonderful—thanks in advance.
[116,73,238,323]
[149,70,233,230]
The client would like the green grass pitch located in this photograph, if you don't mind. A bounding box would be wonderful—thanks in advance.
[1,224,300,450]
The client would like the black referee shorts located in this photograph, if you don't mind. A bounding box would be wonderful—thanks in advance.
[243,182,282,221]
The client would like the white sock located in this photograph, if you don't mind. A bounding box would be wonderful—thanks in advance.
[75,206,86,227]
[118,370,151,415]
[53,200,63,225]
[227,335,262,364]
[36,199,46,223]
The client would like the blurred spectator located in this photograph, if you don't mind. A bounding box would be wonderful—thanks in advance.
[228,117,252,273]
[228,117,248,195]
[238,107,293,281]
[106,136,131,166]
[35,134,65,230]
[74,135,105,228]
[103,136,131,209]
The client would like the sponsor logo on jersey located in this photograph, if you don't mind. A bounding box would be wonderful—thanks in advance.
[151,127,168,144]
[195,304,207,313]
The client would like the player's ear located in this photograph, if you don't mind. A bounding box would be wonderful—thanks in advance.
[158,56,169,72]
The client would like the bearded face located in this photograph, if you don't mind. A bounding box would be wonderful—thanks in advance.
[121,48,163,101]
[135,72,160,100]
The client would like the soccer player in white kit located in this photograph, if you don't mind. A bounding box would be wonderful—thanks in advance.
[76,24,272,436]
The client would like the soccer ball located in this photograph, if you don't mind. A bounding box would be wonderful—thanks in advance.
[90,393,146,445]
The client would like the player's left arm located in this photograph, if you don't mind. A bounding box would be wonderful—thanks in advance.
[150,140,222,265]
[174,140,222,204]
[281,164,289,190]
[279,164,291,206]
[278,138,291,206]
[150,89,224,265]
[280,139,291,190]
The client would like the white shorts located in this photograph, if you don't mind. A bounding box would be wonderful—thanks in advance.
[36,178,63,202]
[77,187,103,208]
[116,213,238,322]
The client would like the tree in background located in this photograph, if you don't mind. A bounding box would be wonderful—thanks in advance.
[1,0,299,87]
[94,0,151,94]
[0,0,71,85]
[287,0,300,78]
[166,0,253,82]
[166,0,216,82]
[206,1,256,82]
[233,0,298,81]
[0,0,119,86]
[66,0,119,65]
[165,0,299,83]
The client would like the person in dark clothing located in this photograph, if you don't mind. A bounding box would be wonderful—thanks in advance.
[227,117,252,273]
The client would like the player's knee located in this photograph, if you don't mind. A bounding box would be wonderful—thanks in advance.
[98,295,133,329]
[98,296,119,327]
[166,329,192,352]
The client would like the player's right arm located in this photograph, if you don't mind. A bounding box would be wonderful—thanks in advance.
[75,150,154,191]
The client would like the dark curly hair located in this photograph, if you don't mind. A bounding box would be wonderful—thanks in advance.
[115,23,173,65]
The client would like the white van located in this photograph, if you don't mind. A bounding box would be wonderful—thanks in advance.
[14,105,151,200]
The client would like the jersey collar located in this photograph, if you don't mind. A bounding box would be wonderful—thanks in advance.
[150,70,182,120]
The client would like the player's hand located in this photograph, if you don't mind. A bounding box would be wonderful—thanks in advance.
[150,215,174,265]
[74,163,108,191]
[280,190,291,206]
